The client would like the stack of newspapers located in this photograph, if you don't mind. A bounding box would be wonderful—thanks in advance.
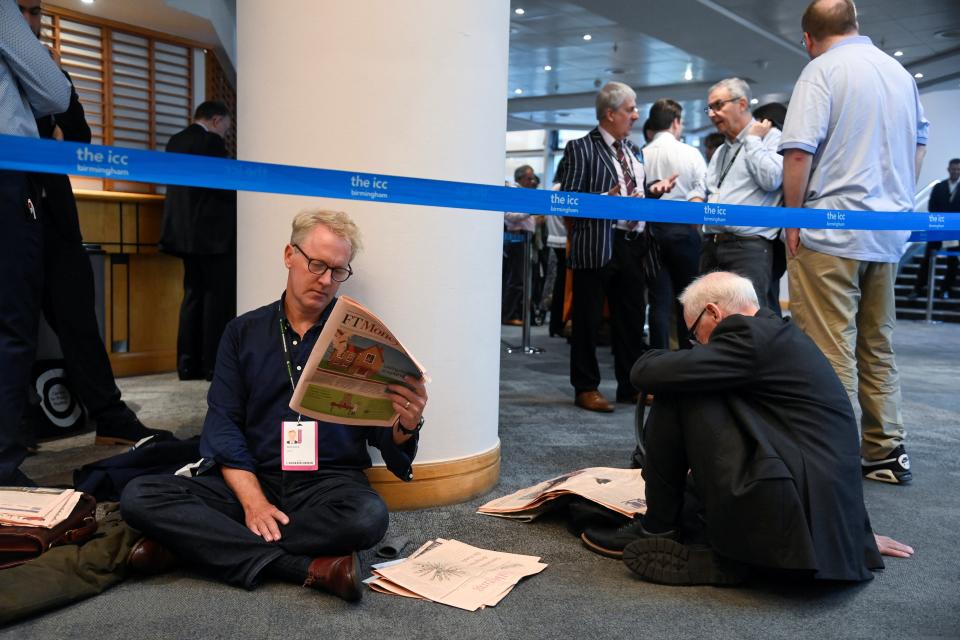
[366,538,548,611]
[477,467,647,522]
[0,487,83,528]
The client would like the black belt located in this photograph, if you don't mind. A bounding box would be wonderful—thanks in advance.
[705,233,771,244]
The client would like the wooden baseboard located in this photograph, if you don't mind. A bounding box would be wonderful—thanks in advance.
[366,444,501,511]
[109,351,176,377]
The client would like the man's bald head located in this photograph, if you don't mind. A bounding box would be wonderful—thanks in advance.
[802,0,859,41]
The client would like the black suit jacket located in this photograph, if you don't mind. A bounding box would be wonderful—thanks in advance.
[560,127,641,269]
[159,124,237,256]
[928,178,960,213]
[631,309,881,581]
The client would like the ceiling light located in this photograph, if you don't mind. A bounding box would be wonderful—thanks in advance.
[683,63,693,81]
[81,0,94,3]
[514,88,523,95]
[894,50,904,57]
[515,8,525,15]
[914,72,924,79]
[543,65,552,71]
[583,34,592,41]
[750,98,759,105]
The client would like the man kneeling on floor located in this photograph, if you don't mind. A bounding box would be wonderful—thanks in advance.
[581,271,911,585]
[121,210,428,601]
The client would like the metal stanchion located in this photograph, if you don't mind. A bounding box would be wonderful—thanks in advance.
[504,232,544,355]
[924,252,938,323]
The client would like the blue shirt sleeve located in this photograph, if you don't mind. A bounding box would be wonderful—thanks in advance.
[0,1,70,117]
[367,427,419,481]
[778,77,830,156]
[199,319,259,472]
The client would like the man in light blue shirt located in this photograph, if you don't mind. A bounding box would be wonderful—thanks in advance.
[780,0,928,485]
[702,77,783,310]
[0,0,71,485]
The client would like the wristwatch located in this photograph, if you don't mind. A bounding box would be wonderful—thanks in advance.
[397,416,424,436]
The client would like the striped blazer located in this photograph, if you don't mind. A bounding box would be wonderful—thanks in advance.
[560,127,643,269]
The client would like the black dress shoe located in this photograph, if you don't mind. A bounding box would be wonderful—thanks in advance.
[581,517,676,558]
[566,499,631,537]
[95,408,175,446]
[622,538,746,586]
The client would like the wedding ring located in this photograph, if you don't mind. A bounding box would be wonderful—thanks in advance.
[404,400,411,409]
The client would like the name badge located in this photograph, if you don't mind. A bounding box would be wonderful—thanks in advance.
[281,420,318,471]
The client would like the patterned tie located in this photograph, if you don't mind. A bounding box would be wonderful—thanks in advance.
[613,140,637,196]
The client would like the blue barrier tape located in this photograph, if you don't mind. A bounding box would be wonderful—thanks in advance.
[2,134,959,234]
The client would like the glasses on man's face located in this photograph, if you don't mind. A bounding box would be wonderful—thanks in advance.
[292,243,353,282]
[687,307,708,344]
[703,97,739,115]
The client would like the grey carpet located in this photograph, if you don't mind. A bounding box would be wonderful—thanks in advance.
[6,320,960,639]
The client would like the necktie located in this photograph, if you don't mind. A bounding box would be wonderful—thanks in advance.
[613,140,637,196]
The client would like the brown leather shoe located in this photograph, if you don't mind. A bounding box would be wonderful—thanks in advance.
[303,552,362,602]
[575,390,614,413]
[127,537,179,575]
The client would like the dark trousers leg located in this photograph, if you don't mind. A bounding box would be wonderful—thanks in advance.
[607,231,649,399]
[549,248,567,335]
[0,172,43,483]
[570,268,605,393]
[649,223,701,350]
[177,256,205,377]
[501,240,525,322]
[640,394,689,532]
[699,238,774,310]
[39,181,123,418]
[200,252,236,375]
[941,254,958,294]
[768,240,786,317]
[914,241,942,293]
[121,470,388,589]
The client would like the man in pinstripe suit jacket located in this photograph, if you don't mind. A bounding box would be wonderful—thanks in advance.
[560,82,676,413]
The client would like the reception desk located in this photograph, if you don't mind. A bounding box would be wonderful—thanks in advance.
[74,190,182,377]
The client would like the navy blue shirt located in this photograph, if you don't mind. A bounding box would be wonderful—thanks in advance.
[199,294,418,480]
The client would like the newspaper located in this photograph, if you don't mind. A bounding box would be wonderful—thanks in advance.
[367,538,547,611]
[477,467,647,522]
[0,487,82,528]
[289,295,428,427]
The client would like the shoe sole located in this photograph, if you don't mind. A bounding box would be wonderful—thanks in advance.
[580,533,624,559]
[863,469,912,485]
[574,402,614,413]
[342,552,363,602]
[622,538,744,586]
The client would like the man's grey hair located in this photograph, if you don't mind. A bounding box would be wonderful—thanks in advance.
[290,209,363,261]
[678,271,759,317]
[596,81,636,121]
[708,77,752,106]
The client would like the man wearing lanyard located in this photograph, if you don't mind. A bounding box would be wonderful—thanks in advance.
[122,210,428,601]
[701,77,783,311]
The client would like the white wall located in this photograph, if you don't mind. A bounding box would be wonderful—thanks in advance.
[917,87,960,190]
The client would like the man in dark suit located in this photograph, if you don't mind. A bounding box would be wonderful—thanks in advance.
[20,0,169,446]
[559,81,675,412]
[160,101,237,380]
[582,272,912,585]
[913,158,960,299]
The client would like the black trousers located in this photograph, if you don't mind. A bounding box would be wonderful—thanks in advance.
[177,252,236,378]
[39,174,125,419]
[501,237,526,322]
[0,171,43,483]
[648,223,701,350]
[549,247,567,336]
[700,235,774,311]
[121,469,389,589]
[915,241,958,294]
[570,230,648,398]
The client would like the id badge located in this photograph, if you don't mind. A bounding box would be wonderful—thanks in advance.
[281,420,318,471]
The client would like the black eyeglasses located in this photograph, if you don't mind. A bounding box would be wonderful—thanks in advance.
[703,97,740,114]
[687,307,709,344]
[292,243,353,282]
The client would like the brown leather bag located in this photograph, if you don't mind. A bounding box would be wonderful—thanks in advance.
[0,493,98,570]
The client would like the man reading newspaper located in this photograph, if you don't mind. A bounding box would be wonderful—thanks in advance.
[121,210,428,601]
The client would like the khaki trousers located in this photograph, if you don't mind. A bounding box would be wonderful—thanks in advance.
[787,244,904,459]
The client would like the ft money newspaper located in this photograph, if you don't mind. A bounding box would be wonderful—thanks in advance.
[289,295,428,427]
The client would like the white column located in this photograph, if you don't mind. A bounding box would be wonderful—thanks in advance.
[235,1,508,477]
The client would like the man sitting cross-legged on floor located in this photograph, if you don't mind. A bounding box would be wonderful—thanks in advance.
[580,272,912,585]
[121,209,428,601]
